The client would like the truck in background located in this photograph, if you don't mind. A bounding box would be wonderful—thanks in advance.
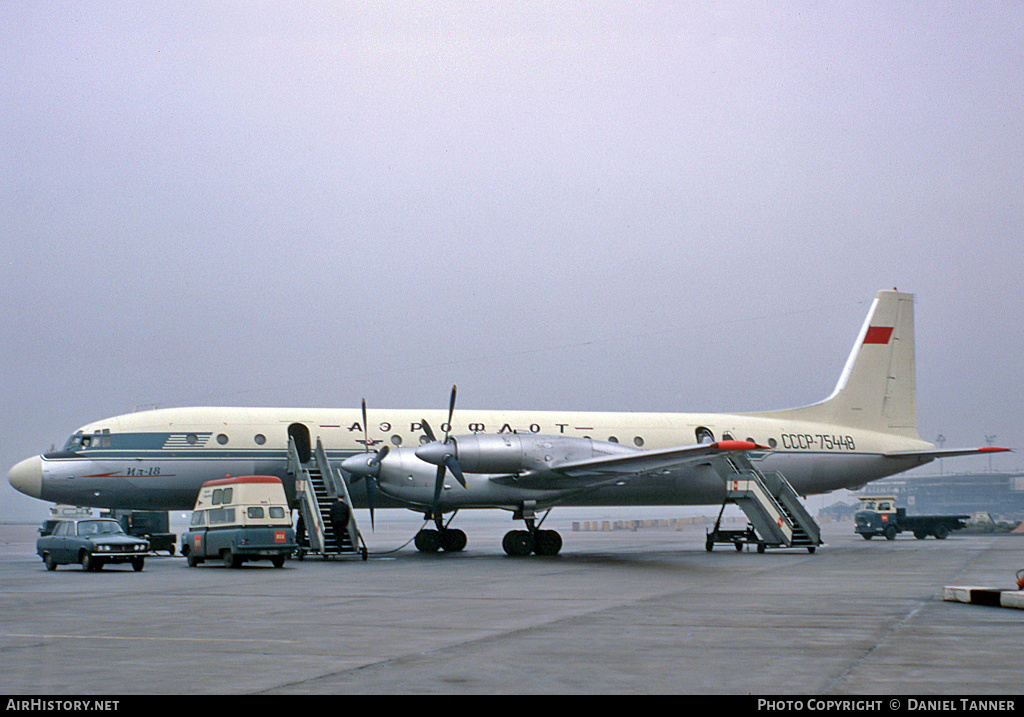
[854,495,969,540]
[108,510,177,554]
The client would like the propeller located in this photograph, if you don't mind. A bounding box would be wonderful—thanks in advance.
[339,398,388,530]
[418,385,466,515]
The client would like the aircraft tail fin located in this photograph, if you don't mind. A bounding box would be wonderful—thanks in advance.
[755,290,920,438]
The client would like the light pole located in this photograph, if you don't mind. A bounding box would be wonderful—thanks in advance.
[985,435,997,472]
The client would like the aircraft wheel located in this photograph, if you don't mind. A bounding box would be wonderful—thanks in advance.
[533,530,562,556]
[414,529,442,553]
[502,530,534,557]
[440,528,467,552]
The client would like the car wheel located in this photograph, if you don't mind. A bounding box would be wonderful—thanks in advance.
[44,553,57,571]
[80,551,96,571]
[132,557,145,572]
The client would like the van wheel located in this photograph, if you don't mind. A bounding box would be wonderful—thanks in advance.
[223,549,242,568]
[271,555,285,568]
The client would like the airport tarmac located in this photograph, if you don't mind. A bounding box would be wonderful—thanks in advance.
[1,511,1022,696]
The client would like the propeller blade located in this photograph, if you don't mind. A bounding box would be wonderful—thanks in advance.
[361,398,370,450]
[444,453,466,488]
[365,474,377,531]
[370,444,390,466]
[421,418,437,444]
[432,463,445,514]
[445,384,457,441]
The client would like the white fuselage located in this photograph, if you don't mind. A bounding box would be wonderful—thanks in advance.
[14,405,933,512]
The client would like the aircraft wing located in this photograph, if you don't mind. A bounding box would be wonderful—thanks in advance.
[489,440,762,490]
[884,446,1011,461]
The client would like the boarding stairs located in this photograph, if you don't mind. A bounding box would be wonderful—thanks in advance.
[288,437,367,560]
[705,453,821,553]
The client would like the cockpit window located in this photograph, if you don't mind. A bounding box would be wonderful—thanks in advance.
[65,433,91,451]
[63,430,112,451]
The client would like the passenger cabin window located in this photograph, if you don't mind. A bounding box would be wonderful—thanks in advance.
[269,507,285,519]
[211,488,233,505]
[247,507,265,519]
[190,511,206,527]
[209,508,235,525]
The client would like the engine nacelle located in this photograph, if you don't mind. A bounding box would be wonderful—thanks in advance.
[416,433,638,475]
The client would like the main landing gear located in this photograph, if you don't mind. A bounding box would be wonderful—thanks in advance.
[502,503,562,557]
[414,526,467,553]
[411,507,564,557]
[414,511,468,553]
[502,528,562,557]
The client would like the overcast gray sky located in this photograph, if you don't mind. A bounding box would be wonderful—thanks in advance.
[2,2,1021,521]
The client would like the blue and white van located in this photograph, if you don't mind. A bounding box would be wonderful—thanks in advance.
[182,475,296,568]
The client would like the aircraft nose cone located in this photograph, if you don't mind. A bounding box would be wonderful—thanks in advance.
[9,456,43,499]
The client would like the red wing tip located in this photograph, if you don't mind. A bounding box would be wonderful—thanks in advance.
[713,440,765,451]
[979,446,1011,453]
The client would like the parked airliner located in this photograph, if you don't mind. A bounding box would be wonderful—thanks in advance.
[8,290,1008,555]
